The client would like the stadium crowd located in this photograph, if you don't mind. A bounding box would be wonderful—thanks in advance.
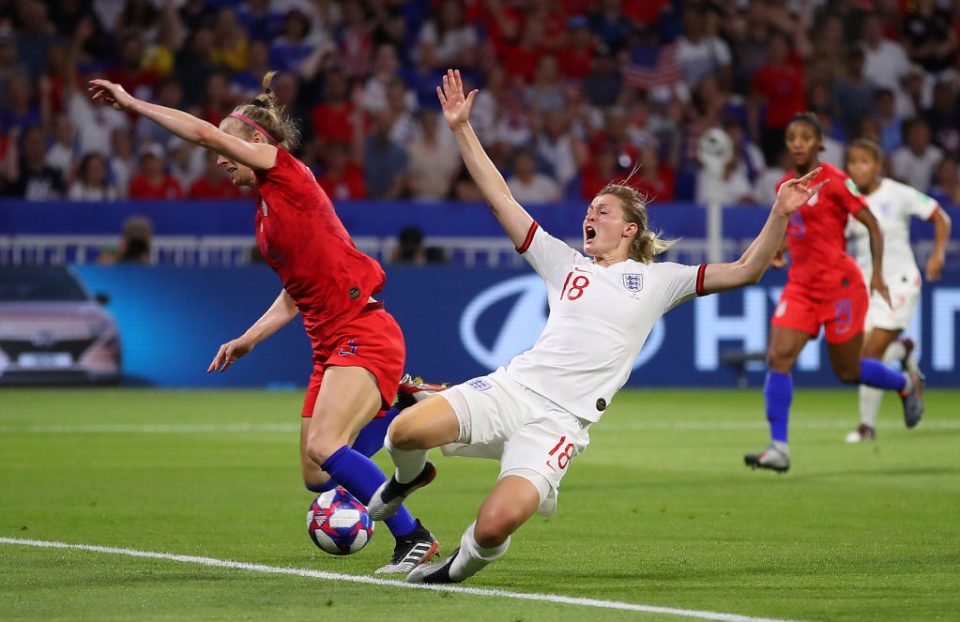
[1,0,959,207]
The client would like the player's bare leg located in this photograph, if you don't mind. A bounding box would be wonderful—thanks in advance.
[847,329,901,442]
[406,475,541,584]
[306,366,439,573]
[745,326,809,472]
[367,395,460,521]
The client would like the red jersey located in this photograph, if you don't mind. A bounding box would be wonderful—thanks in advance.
[776,162,868,296]
[254,149,385,346]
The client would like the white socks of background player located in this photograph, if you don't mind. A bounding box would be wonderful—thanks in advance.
[859,340,909,427]
[448,521,510,582]
[384,433,427,484]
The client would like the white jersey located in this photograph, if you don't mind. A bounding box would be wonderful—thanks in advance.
[848,178,939,282]
[505,223,705,423]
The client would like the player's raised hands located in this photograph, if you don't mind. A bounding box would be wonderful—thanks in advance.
[437,69,478,130]
[774,168,828,217]
[208,336,254,373]
[88,79,136,112]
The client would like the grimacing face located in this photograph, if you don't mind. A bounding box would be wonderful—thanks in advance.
[583,194,637,259]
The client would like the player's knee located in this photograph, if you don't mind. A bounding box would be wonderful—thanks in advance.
[474,507,521,548]
[386,418,421,451]
[835,367,861,384]
[305,436,345,467]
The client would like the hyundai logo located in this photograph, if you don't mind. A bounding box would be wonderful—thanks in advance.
[458,275,665,371]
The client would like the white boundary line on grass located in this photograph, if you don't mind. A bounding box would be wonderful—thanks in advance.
[0,536,801,622]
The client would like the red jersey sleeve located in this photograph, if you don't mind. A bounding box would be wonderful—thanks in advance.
[831,169,868,216]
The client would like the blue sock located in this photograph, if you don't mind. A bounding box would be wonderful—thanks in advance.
[321,445,417,538]
[305,479,339,494]
[765,371,793,444]
[859,358,906,392]
[351,407,402,458]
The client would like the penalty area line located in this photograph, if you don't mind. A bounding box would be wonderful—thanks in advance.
[0,536,801,622]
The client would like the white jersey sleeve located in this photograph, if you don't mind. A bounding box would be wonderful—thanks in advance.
[516,222,581,288]
[652,261,704,311]
[904,184,940,221]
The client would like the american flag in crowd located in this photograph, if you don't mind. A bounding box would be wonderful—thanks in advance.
[622,42,681,89]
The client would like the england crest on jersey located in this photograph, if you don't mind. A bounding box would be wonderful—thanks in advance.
[622,273,643,292]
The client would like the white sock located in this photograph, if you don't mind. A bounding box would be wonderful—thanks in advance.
[449,521,510,582]
[859,385,883,428]
[883,340,906,364]
[384,434,427,484]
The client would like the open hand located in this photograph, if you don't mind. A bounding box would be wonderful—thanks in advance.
[437,69,478,130]
[774,167,828,217]
[88,79,136,112]
[207,336,254,373]
[870,272,892,308]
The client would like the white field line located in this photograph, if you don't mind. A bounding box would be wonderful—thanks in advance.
[0,536,802,622]
[1,420,959,434]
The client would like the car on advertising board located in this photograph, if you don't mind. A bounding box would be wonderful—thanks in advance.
[0,267,121,384]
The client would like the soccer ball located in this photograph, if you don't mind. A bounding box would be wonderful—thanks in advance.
[307,487,374,555]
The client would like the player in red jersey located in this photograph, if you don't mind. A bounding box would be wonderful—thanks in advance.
[88,73,440,573]
[744,113,924,473]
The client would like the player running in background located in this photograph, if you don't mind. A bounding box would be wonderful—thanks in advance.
[366,69,827,585]
[844,139,951,443]
[744,113,925,473]
[87,74,440,574]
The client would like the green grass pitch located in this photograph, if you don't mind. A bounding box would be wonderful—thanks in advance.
[1,388,958,621]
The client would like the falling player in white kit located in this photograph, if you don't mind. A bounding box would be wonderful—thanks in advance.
[366,69,829,584]
[844,139,952,442]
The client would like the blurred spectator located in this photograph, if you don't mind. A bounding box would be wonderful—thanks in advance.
[108,129,136,200]
[363,112,407,200]
[526,55,566,114]
[830,49,876,138]
[753,149,792,207]
[507,148,561,204]
[3,125,65,200]
[315,140,366,201]
[270,9,314,74]
[502,17,546,85]
[167,138,204,191]
[891,118,943,192]
[106,33,158,102]
[902,0,957,74]
[929,157,960,206]
[590,108,639,172]
[310,70,357,148]
[14,0,58,81]
[894,64,929,119]
[874,88,903,154]
[141,3,184,81]
[417,0,478,71]
[729,1,771,96]
[923,81,960,157]
[557,16,596,81]
[237,0,284,43]
[471,66,530,148]
[580,144,620,199]
[45,115,78,183]
[98,215,153,265]
[384,77,419,146]
[451,166,483,202]
[724,119,766,188]
[1,73,44,136]
[815,111,844,168]
[860,11,912,93]
[391,226,427,265]
[231,40,271,102]
[200,72,234,127]
[188,150,245,199]
[0,28,28,111]
[695,127,753,206]
[407,110,460,201]
[359,44,416,115]
[128,144,183,200]
[175,27,216,108]
[750,30,805,164]
[212,8,249,73]
[534,109,580,193]
[117,0,160,38]
[137,79,184,146]
[68,152,119,201]
[807,12,846,86]
[582,46,623,108]
[587,0,635,54]
[337,2,374,79]
[676,2,732,91]
[632,144,675,203]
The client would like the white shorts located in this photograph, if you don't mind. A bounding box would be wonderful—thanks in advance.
[438,368,591,517]
[865,275,921,332]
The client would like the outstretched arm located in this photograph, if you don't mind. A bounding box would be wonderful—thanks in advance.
[438,69,533,248]
[700,169,827,294]
[208,289,299,373]
[925,208,952,281]
[88,79,277,171]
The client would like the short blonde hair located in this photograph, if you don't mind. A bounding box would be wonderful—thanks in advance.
[227,71,301,150]
[595,182,674,264]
